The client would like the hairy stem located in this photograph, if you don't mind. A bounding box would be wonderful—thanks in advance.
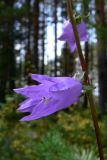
[66,0,104,159]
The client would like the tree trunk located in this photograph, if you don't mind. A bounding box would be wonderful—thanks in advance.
[33,0,39,73]
[0,0,15,102]
[25,0,32,85]
[82,0,89,108]
[54,0,58,76]
[95,0,107,114]
[41,0,45,74]
[7,1,15,91]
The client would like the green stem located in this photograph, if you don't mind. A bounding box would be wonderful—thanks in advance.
[66,0,104,159]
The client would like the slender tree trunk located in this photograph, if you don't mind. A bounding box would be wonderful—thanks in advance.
[95,0,107,114]
[33,0,39,72]
[82,0,89,108]
[54,0,58,76]
[64,48,69,76]
[8,25,15,91]
[0,0,15,102]
[25,0,32,85]
[62,45,69,76]
[41,0,45,74]
[27,0,31,54]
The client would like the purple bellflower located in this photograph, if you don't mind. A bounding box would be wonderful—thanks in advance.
[14,74,82,121]
[58,20,88,53]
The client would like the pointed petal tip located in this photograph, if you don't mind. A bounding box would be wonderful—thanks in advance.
[13,88,25,96]
[13,88,20,93]
[16,108,20,112]
[17,107,23,112]
[19,118,25,122]
[19,115,34,122]
[13,88,17,92]
[20,117,28,122]
[68,42,76,53]
[57,35,63,40]
[58,33,67,41]
[31,73,36,78]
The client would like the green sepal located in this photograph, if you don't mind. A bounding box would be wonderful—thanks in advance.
[83,84,95,94]
[75,15,82,24]
[73,12,90,24]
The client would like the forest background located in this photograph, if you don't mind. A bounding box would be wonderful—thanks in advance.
[0,0,107,159]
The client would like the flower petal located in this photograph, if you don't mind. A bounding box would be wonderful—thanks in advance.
[58,20,88,53]
[78,21,88,42]
[20,99,60,121]
[20,80,82,121]
[58,20,74,41]
[58,33,67,41]
[17,99,38,113]
[31,74,53,84]
[50,77,80,92]
[13,84,51,98]
[68,41,76,53]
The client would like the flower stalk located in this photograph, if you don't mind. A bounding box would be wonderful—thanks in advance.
[66,0,104,159]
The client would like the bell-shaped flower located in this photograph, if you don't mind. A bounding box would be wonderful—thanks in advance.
[14,74,82,121]
[58,20,88,53]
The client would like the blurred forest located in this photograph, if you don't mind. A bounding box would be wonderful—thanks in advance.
[0,0,107,159]
[0,0,107,111]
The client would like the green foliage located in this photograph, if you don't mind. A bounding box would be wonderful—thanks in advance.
[32,130,74,160]
[74,149,98,160]
[32,130,98,160]
[56,107,95,148]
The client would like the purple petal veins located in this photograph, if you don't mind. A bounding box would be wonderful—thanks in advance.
[58,20,88,53]
[14,74,82,121]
